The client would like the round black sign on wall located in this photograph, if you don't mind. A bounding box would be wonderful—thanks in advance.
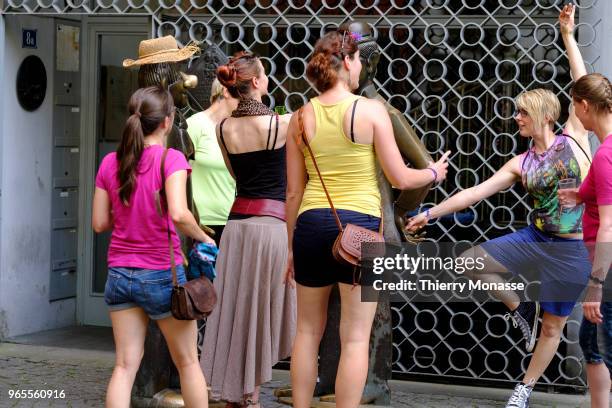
[16,55,47,112]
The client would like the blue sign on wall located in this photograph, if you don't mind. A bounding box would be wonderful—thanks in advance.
[22,29,37,49]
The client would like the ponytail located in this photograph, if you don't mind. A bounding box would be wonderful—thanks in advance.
[116,86,173,205]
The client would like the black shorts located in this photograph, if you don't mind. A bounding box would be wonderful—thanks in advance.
[293,208,381,287]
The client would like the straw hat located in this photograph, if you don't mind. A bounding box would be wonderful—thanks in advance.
[123,36,199,67]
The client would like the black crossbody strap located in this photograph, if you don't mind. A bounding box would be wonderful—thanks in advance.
[561,133,592,164]
[350,99,359,142]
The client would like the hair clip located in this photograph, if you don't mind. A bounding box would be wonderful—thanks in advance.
[340,30,347,52]
[350,32,364,42]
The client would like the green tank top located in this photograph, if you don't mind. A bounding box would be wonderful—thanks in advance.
[187,112,236,225]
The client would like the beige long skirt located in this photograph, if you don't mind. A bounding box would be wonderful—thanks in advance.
[200,216,296,403]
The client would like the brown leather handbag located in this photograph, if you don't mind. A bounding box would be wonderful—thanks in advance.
[156,149,217,320]
[297,107,384,267]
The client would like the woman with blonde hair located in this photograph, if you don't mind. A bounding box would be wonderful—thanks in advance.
[407,5,592,407]
[187,79,239,243]
[285,30,450,407]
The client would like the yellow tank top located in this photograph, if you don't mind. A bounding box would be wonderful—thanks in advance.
[299,96,381,218]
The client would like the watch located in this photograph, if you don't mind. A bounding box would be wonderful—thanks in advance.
[589,274,605,285]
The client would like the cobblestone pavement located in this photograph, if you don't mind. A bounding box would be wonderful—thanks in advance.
[0,343,588,408]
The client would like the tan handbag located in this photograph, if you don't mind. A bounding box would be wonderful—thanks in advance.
[297,107,384,268]
[156,149,217,320]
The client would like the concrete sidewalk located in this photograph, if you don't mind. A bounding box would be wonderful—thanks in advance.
[0,341,592,408]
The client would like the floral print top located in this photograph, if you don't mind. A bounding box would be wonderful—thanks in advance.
[520,134,589,234]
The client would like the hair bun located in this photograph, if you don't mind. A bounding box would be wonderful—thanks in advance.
[217,64,237,87]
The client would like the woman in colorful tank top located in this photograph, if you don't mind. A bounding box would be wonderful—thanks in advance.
[285,31,450,407]
[407,5,591,407]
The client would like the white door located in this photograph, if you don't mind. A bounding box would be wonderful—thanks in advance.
[78,17,149,326]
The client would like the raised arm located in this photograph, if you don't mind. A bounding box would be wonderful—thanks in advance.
[560,3,589,141]
[369,100,450,189]
[405,155,522,231]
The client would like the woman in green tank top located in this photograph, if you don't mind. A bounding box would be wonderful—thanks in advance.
[186,79,238,243]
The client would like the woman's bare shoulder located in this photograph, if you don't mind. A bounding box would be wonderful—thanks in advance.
[358,97,387,113]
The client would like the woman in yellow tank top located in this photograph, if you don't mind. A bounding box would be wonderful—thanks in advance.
[284,30,450,408]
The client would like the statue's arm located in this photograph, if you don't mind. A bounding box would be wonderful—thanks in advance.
[384,105,434,222]
[371,100,438,190]
[386,106,431,170]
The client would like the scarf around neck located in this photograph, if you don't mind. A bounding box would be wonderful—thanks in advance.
[231,98,274,117]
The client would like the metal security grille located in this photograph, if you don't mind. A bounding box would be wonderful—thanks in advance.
[5,0,600,390]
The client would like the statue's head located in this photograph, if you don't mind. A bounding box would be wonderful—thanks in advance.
[338,21,380,92]
[123,36,199,110]
[187,44,229,110]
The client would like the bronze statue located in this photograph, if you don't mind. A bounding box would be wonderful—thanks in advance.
[122,36,201,407]
[136,60,200,236]
[276,21,433,406]
[346,21,433,241]
[187,43,229,111]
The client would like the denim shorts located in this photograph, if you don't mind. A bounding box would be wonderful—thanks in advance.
[293,208,381,287]
[480,224,591,317]
[579,302,612,375]
[104,266,186,320]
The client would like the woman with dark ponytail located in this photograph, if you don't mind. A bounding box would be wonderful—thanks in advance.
[559,72,612,408]
[199,52,296,408]
[93,86,213,408]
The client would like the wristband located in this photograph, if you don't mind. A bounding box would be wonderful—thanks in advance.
[425,208,432,221]
[426,167,438,183]
[589,274,605,285]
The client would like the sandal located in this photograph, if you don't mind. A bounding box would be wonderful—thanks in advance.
[244,398,260,407]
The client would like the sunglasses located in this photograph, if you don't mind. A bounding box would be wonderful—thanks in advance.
[513,108,529,118]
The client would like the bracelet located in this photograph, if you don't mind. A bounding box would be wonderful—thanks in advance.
[426,167,438,183]
[589,274,605,285]
[425,208,432,221]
